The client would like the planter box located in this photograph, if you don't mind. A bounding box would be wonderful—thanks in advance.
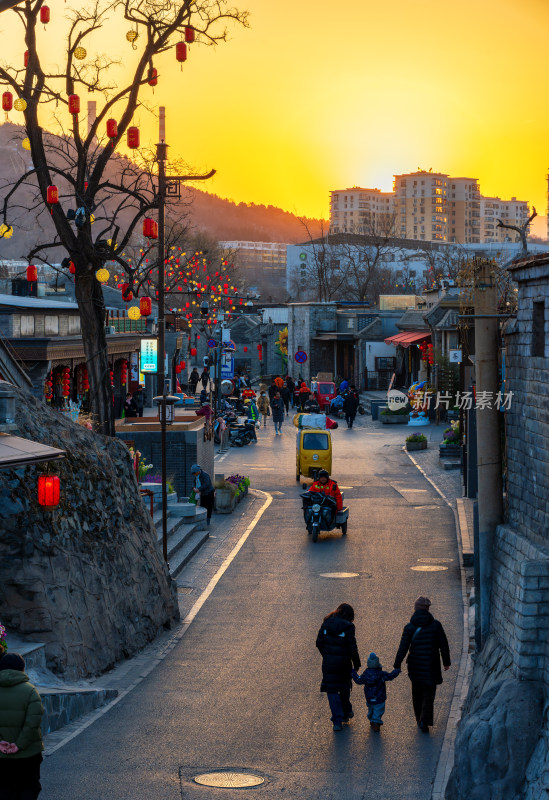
[439,443,461,457]
[406,440,427,451]
[381,414,410,424]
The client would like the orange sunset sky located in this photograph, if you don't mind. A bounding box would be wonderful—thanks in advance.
[0,0,548,233]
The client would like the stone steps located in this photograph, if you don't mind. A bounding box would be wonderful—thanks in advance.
[148,497,209,576]
[169,527,210,578]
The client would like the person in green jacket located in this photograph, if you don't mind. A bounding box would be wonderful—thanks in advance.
[0,652,44,800]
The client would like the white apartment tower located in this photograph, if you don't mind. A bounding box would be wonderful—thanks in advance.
[329,188,394,234]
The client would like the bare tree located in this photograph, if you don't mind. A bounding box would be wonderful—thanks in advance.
[0,0,248,435]
[297,220,349,301]
[497,208,537,256]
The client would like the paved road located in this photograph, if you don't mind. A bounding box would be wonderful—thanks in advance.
[42,413,462,800]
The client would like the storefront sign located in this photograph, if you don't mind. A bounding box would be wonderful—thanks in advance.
[140,339,158,373]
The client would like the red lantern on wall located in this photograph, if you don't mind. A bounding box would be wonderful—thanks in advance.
[190,347,197,357]
[140,296,152,317]
[148,68,158,86]
[26,265,37,282]
[68,94,80,115]
[127,126,139,148]
[175,42,187,63]
[69,261,76,274]
[46,185,58,205]
[180,360,186,370]
[143,218,157,239]
[2,92,12,112]
[185,26,195,43]
[106,119,118,139]
[38,475,60,507]
[40,6,50,24]
[243,346,248,352]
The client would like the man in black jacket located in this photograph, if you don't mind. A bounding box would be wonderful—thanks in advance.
[393,596,450,732]
[342,392,359,429]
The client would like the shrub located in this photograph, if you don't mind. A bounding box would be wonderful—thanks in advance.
[406,433,427,443]
[380,406,410,416]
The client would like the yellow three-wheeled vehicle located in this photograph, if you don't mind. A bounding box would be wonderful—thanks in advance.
[296,428,332,482]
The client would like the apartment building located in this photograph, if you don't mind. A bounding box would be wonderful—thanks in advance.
[480,197,530,243]
[329,188,394,234]
[219,241,289,299]
[393,171,450,242]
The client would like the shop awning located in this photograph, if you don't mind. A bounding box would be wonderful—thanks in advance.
[384,331,431,348]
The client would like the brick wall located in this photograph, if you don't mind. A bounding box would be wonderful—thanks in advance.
[491,255,549,682]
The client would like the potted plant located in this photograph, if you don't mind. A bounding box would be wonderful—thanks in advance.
[406,433,427,451]
[380,406,410,424]
[0,622,7,656]
[439,420,461,457]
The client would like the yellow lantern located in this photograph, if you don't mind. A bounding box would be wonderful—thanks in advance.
[14,98,27,111]
[128,306,141,320]
[95,268,109,283]
[74,46,87,60]
[126,30,138,48]
[0,224,13,239]
[22,137,31,150]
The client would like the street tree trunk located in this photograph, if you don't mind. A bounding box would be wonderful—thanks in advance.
[75,271,114,437]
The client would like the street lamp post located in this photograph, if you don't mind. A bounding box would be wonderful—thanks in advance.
[154,107,215,563]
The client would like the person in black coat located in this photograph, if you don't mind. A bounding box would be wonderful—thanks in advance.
[342,393,359,429]
[316,603,361,731]
[393,596,451,732]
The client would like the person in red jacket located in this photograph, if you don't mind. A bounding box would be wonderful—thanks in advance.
[309,470,343,511]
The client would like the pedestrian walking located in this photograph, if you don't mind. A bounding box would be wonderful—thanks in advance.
[393,596,451,733]
[200,368,210,391]
[190,464,215,526]
[132,387,145,418]
[274,375,284,390]
[268,379,278,402]
[316,603,361,731]
[286,376,295,406]
[0,652,44,800]
[351,652,400,732]
[270,392,285,435]
[343,392,359,429]
[281,382,290,414]
[123,392,137,418]
[188,367,200,395]
[257,391,270,427]
[298,381,310,411]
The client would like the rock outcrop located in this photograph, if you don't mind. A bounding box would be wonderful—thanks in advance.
[0,386,179,680]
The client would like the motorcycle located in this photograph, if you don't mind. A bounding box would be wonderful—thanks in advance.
[300,491,349,542]
[228,420,257,447]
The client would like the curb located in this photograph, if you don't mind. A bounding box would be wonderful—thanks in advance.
[44,489,273,755]
[403,447,473,800]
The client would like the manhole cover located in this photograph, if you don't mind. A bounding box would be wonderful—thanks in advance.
[319,572,360,579]
[193,772,265,788]
[418,558,453,563]
[411,565,448,572]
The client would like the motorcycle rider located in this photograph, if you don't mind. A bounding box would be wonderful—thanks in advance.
[308,470,343,512]
[244,398,259,442]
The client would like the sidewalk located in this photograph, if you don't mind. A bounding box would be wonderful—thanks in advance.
[401,421,475,800]
[43,490,268,754]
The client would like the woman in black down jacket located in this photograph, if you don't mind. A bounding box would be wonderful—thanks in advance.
[393,596,450,733]
[316,603,361,731]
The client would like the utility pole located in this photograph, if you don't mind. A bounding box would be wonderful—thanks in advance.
[474,258,503,646]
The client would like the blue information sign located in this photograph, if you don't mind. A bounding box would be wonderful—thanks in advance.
[140,339,158,372]
[294,350,308,364]
[220,352,234,380]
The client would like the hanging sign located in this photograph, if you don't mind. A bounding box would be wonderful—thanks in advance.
[140,339,158,373]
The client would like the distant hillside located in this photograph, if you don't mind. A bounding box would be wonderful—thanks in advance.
[0,122,325,261]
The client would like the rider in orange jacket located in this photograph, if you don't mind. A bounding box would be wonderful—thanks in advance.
[309,470,343,511]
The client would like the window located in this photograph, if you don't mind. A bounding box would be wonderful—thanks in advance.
[302,432,329,451]
[20,315,34,336]
[44,315,59,335]
[68,316,81,334]
[532,301,545,357]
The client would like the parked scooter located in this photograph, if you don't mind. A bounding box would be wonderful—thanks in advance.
[228,420,256,447]
[300,490,349,542]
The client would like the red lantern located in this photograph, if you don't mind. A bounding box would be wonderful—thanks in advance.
[175,364,182,374]
[26,265,37,282]
[185,26,195,43]
[190,347,197,357]
[24,51,28,67]
[38,475,60,507]
[2,92,12,112]
[127,126,139,148]
[148,68,158,87]
[106,118,118,139]
[121,282,133,302]
[40,6,50,24]
[180,360,186,369]
[140,296,152,317]
[243,346,248,352]
[69,261,76,274]
[175,42,187,63]
[46,185,58,204]
[68,94,80,115]
[143,217,157,239]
